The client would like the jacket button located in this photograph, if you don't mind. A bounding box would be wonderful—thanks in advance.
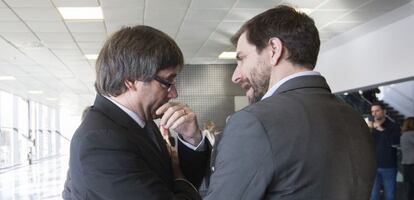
[211,166,215,172]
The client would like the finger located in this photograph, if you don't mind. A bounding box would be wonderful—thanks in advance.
[161,104,185,126]
[156,102,179,116]
[170,112,194,130]
[165,109,187,128]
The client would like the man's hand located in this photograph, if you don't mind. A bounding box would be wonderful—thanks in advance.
[156,102,202,146]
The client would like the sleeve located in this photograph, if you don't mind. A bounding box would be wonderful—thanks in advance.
[77,130,200,200]
[204,110,274,200]
[178,136,210,189]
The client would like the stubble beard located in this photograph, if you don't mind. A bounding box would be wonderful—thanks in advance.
[248,62,271,104]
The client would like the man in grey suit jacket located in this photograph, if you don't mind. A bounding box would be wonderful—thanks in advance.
[204,5,376,200]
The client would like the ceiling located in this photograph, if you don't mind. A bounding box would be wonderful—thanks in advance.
[0,0,411,116]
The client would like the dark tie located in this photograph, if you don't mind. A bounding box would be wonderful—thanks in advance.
[144,121,162,151]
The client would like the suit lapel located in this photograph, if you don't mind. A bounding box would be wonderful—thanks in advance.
[93,95,172,176]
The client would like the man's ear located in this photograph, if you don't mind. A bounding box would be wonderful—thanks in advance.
[268,37,283,66]
[124,79,137,90]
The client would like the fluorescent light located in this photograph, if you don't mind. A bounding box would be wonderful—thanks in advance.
[85,54,98,60]
[0,76,16,80]
[28,90,43,94]
[218,52,237,60]
[58,7,103,20]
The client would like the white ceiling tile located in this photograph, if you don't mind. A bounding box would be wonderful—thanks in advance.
[0,8,20,21]
[47,42,78,49]
[216,22,244,36]
[197,40,229,57]
[36,32,73,42]
[145,8,187,21]
[26,21,68,32]
[310,10,349,27]
[177,21,220,40]
[147,0,191,9]
[77,42,103,50]
[72,32,107,42]
[13,8,61,21]
[20,48,63,66]
[4,0,53,7]
[82,49,100,54]
[191,0,237,9]
[283,0,327,9]
[186,9,229,21]
[209,32,232,44]
[52,0,99,7]
[0,32,39,47]
[319,0,371,10]
[100,0,145,8]
[0,21,31,32]
[52,49,83,56]
[224,8,264,21]
[105,20,142,35]
[359,0,412,11]
[66,21,106,33]
[235,0,282,9]
[320,21,362,33]
[102,7,143,20]
[0,1,6,7]
[144,20,181,37]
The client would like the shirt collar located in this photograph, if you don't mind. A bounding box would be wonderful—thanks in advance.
[104,96,146,128]
[261,71,321,100]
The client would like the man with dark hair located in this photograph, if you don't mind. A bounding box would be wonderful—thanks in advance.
[67,25,208,200]
[369,102,401,200]
[204,5,376,199]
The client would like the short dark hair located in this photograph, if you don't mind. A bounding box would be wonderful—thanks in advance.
[231,5,320,69]
[95,25,184,96]
[371,102,386,110]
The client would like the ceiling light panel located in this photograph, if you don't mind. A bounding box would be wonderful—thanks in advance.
[58,7,103,20]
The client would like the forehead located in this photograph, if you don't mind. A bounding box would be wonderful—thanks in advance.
[236,32,258,54]
[157,67,178,78]
[371,105,383,111]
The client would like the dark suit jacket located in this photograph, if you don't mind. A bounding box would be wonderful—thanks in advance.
[204,75,376,200]
[69,95,208,199]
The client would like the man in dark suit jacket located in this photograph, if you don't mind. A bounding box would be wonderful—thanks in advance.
[204,5,376,199]
[67,25,208,200]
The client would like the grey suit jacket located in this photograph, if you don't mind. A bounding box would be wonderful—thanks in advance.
[204,75,376,200]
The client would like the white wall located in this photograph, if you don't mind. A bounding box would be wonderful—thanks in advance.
[316,1,414,93]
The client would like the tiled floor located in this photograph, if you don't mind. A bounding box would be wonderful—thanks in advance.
[0,156,69,200]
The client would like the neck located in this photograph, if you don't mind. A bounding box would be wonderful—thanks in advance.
[110,93,148,121]
[268,61,311,91]
[376,117,386,124]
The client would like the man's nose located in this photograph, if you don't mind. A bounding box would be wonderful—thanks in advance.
[168,86,178,99]
[232,65,242,84]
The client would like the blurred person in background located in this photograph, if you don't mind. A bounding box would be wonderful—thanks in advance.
[401,117,414,200]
